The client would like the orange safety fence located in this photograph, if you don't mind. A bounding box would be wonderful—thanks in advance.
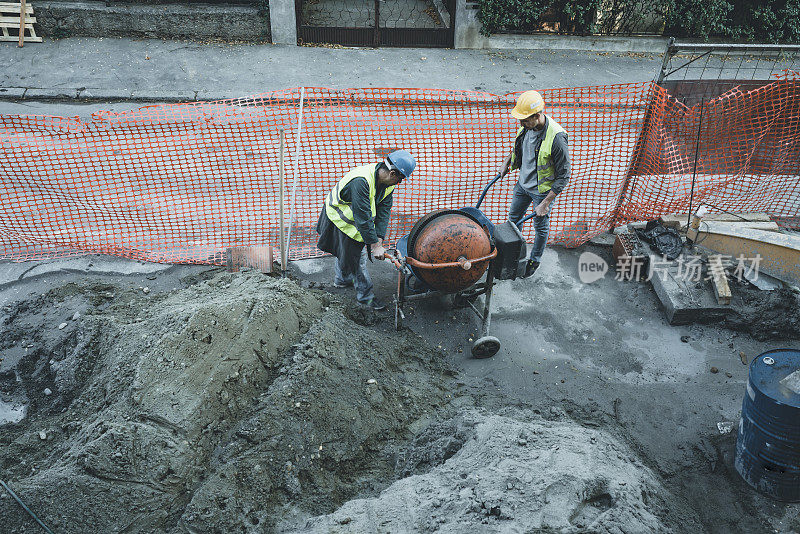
[1,81,798,264]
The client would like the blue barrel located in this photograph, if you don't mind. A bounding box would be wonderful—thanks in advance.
[735,348,800,502]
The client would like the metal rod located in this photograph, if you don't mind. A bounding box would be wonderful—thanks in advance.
[284,86,306,265]
[610,80,658,229]
[656,37,675,84]
[687,98,705,231]
[1,479,54,534]
[395,270,405,330]
[670,43,800,52]
[466,298,482,317]
[278,128,286,272]
[481,262,495,337]
[373,0,380,47]
[406,248,497,270]
[663,50,712,80]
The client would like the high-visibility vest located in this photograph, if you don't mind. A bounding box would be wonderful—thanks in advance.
[510,117,567,194]
[325,163,395,242]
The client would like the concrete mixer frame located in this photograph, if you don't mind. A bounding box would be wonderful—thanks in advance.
[387,250,501,359]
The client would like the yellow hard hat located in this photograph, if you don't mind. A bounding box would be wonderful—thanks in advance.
[511,90,545,119]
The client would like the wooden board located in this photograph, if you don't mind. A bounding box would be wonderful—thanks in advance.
[708,255,732,305]
[0,1,41,43]
[687,225,800,287]
[701,221,781,233]
[659,212,772,230]
[226,245,276,274]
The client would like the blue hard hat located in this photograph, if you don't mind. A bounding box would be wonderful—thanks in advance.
[386,149,417,178]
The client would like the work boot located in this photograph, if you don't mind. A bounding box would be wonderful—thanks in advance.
[333,278,354,288]
[361,297,387,311]
[524,260,540,278]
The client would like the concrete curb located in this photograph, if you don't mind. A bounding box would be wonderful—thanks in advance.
[0,87,26,99]
[476,34,668,53]
[0,88,209,103]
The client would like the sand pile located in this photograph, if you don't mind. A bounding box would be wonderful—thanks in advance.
[1,269,703,533]
[1,271,454,533]
[283,410,689,533]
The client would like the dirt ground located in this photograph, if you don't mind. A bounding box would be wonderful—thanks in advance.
[1,243,799,533]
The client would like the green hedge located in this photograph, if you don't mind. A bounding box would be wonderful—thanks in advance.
[477,0,800,42]
[477,0,600,36]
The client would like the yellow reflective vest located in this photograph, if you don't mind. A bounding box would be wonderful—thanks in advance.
[325,163,395,242]
[510,117,566,194]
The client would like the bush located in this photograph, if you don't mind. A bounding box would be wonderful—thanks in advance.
[477,0,600,36]
[661,0,732,40]
[726,0,800,43]
[478,0,800,42]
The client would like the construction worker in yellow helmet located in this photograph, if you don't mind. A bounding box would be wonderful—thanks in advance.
[496,90,571,278]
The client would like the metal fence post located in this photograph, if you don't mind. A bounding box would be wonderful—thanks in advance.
[373,0,380,46]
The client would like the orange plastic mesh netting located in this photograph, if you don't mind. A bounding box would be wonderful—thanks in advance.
[1,81,798,264]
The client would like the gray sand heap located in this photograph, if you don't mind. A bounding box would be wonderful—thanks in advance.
[285,410,676,533]
[1,269,704,533]
[1,271,454,533]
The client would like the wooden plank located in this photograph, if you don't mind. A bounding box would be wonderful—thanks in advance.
[226,245,276,274]
[0,1,40,43]
[709,255,732,305]
[0,34,41,41]
[0,4,34,12]
[687,226,800,286]
[0,1,34,7]
[0,17,36,24]
[659,212,772,229]
[702,221,781,232]
[650,263,731,325]
[18,0,24,46]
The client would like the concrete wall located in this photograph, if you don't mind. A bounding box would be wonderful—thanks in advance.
[454,0,667,53]
[34,1,269,41]
[268,0,296,44]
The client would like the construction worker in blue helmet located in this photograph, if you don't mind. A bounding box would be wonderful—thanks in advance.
[316,149,416,310]
[497,90,571,278]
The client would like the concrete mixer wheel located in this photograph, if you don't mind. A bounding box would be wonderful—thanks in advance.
[471,336,500,359]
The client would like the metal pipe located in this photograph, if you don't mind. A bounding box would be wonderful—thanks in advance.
[285,87,306,265]
[278,128,286,272]
[0,479,54,534]
[687,98,705,234]
[656,37,675,84]
[670,42,800,52]
[406,249,497,270]
[481,263,495,337]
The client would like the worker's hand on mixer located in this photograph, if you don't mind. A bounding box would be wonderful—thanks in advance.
[496,162,509,178]
[371,243,387,261]
[496,153,512,178]
[534,191,556,217]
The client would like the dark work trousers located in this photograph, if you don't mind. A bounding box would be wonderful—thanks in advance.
[507,183,552,263]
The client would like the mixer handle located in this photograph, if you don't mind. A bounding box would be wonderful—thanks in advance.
[405,248,497,270]
[475,172,504,210]
[382,247,404,269]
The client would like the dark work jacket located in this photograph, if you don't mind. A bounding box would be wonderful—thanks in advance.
[337,174,393,245]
